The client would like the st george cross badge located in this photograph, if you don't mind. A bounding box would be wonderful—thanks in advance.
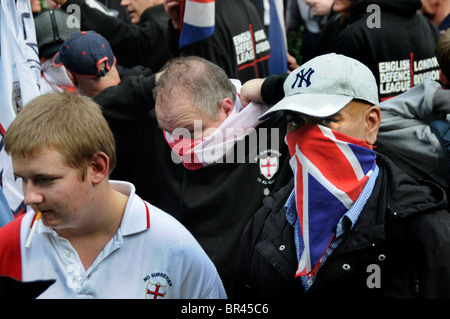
[259,155,279,180]
[146,281,167,299]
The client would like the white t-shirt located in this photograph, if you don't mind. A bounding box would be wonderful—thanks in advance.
[18,181,226,299]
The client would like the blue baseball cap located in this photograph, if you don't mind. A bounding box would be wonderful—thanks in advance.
[53,30,115,78]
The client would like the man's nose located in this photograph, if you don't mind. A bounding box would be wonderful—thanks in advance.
[23,182,44,207]
[120,0,131,7]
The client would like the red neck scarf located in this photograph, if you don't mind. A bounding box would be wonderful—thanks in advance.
[163,84,269,170]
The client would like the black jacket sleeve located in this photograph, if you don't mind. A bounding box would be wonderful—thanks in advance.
[62,0,171,71]
[94,72,157,122]
[261,73,288,105]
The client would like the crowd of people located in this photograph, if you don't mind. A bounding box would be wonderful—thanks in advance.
[0,0,449,299]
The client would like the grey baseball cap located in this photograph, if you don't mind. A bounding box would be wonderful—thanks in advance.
[259,53,379,120]
[34,9,80,58]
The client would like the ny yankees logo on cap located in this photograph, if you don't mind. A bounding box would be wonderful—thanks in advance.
[292,67,315,88]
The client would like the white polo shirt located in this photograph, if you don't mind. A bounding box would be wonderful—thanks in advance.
[16,181,226,299]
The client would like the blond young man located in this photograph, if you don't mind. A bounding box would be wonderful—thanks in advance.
[0,92,225,299]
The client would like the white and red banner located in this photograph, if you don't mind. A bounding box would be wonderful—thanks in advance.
[0,0,41,225]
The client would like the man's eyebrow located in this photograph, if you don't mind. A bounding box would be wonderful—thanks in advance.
[13,173,23,179]
[13,172,58,179]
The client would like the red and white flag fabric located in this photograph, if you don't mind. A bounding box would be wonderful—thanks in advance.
[164,80,269,170]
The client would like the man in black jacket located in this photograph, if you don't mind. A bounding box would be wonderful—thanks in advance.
[52,30,153,96]
[316,0,440,101]
[232,53,450,298]
[54,0,172,72]
[54,46,288,291]
[94,56,291,293]
[164,0,271,82]
[54,0,270,83]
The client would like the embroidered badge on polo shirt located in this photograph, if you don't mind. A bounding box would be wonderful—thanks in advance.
[143,272,173,299]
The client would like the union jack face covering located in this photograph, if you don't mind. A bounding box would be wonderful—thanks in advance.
[286,124,377,277]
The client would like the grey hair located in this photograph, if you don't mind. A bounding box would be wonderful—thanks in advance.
[153,56,236,121]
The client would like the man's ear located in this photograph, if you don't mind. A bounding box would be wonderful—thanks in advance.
[365,105,381,147]
[90,152,110,185]
[67,71,77,86]
[218,98,234,121]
